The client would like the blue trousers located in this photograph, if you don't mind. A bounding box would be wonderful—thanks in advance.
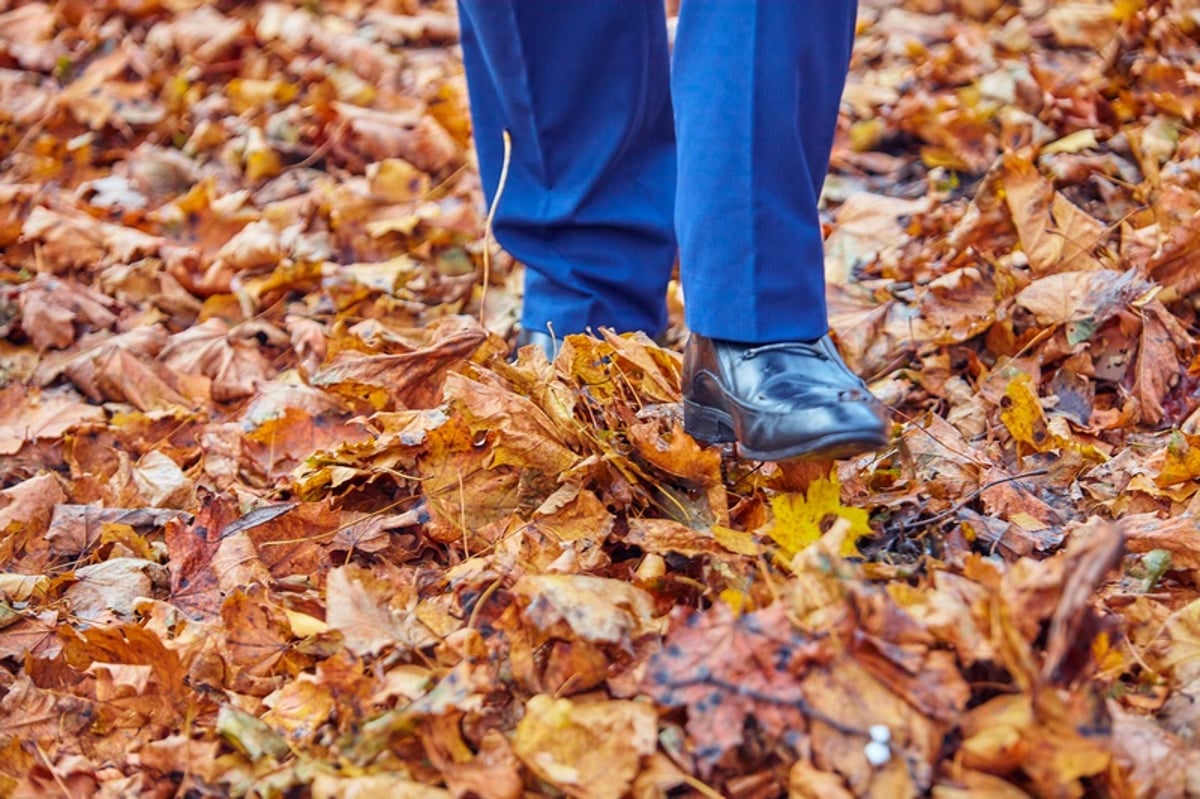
[457,1,857,343]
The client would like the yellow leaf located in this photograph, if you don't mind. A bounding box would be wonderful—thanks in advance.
[1113,0,1144,21]
[767,472,873,558]
[244,127,281,182]
[0,573,49,602]
[1156,430,1200,487]
[367,158,431,202]
[1009,512,1048,532]
[849,118,885,152]
[1041,129,1098,156]
[712,525,761,556]
[1000,373,1062,453]
[283,608,329,638]
[512,695,657,799]
[718,588,747,615]
[227,78,298,114]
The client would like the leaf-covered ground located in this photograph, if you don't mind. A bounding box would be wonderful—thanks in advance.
[2,0,1200,796]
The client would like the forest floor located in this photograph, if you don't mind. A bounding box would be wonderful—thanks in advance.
[2,0,1200,796]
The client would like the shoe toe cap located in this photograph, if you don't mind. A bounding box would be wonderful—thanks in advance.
[737,397,888,460]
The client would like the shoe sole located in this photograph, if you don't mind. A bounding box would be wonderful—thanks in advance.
[683,400,887,462]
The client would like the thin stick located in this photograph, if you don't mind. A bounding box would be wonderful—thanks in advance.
[896,468,1049,533]
[480,129,513,326]
[34,743,71,799]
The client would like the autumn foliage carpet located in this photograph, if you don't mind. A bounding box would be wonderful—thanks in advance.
[2,0,1200,796]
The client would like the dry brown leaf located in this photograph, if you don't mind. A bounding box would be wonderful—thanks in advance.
[164,494,240,619]
[643,602,827,770]
[0,675,93,743]
[1,2,1199,795]
[513,575,659,645]
[220,585,294,682]
[0,387,106,457]
[1040,518,1124,685]
[19,275,118,352]
[60,326,196,411]
[325,564,437,656]
[0,472,65,535]
[1014,269,1145,330]
[65,557,165,621]
[1134,300,1193,425]
[311,323,487,409]
[159,318,275,401]
[444,371,579,476]
[1120,513,1200,569]
[512,694,657,799]
[333,101,460,173]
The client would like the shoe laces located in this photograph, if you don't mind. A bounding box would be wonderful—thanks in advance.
[739,341,828,361]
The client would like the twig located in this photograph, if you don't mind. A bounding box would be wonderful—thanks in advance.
[34,743,71,799]
[895,468,1049,533]
[467,576,503,631]
[283,119,350,172]
[480,129,512,325]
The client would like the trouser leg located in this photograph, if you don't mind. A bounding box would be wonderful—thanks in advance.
[456,0,677,339]
[673,0,858,343]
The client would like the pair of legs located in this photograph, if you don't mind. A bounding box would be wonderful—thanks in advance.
[456,0,859,345]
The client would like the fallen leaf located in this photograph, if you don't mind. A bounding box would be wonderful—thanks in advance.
[643,603,827,771]
[325,564,437,656]
[512,694,657,799]
[513,575,660,645]
[767,473,873,559]
[65,557,165,621]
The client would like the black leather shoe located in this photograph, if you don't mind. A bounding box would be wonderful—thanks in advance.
[682,333,888,461]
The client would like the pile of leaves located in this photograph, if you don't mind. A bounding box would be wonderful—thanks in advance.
[2,0,1200,795]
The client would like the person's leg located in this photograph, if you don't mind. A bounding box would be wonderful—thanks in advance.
[673,0,858,343]
[456,0,677,340]
[676,1,887,460]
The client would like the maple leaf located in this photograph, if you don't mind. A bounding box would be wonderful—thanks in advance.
[60,326,196,411]
[311,323,487,410]
[767,472,873,559]
[64,556,166,622]
[0,472,65,536]
[163,493,242,619]
[5,0,1200,794]
[220,585,295,682]
[18,274,117,351]
[999,372,1062,454]
[643,602,829,771]
[0,386,106,457]
[325,564,438,657]
[0,675,93,744]
[158,317,276,402]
